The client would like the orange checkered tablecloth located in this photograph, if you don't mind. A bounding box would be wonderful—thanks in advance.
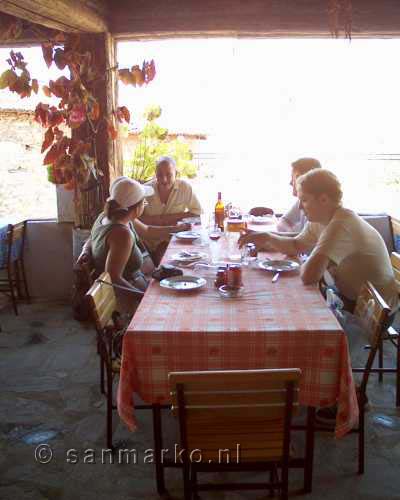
[118,233,359,438]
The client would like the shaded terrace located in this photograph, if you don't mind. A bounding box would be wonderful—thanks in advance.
[1,1,400,499]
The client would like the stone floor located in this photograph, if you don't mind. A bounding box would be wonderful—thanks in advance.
[1,300,400,500]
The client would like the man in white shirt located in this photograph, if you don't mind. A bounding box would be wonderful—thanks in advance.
[240,169,399,313]
[275,157,321,233]
[140,156,202,264]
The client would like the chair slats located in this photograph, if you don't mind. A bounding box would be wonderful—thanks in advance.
[88,273,117,330]
[354,281,390,347]
[170,369,300,456]
[169,368,303,498]
[171,388,298,408]
[0,221,29,315]
[85,271,121,450]
[11,222,25,242]
[170,368,300,392]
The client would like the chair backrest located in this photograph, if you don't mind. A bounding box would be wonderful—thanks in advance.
[86,272,117,331]
[5,221,26,266]
[169,368,301,463]
[391,251,400,294]
[361,214,394,253]
[354,281,391,394]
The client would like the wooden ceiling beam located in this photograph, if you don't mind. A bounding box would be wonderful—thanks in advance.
[110,0,400,38]
[0,0,108,33]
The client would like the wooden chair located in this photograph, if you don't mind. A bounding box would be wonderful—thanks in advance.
[86,271,152,449]
[169,368,307,500]
[0,221,30,315]
[86,272,128,449]
[351,281,392,473]
[367,252,400,406]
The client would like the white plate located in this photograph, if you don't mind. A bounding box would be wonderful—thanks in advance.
[251,215,275,225]
[258,259,300,273]
[175,231,201,241]
[160,275,206,291]
[181,216,201,225]
[171,251,208,263]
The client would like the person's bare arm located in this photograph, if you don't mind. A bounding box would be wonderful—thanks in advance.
[140,212,198,226]
[276,216,295,232]
[76,238,92,266]
[133,219,190,241]
[105,227,143,296]
[300,252,330,285]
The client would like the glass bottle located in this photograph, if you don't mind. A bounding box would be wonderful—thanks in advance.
[214,192,225,232]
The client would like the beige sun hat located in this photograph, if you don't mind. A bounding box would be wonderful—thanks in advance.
[109,177,154,208]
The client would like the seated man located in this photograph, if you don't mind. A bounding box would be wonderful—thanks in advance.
[250,157,321,232]
[140,156,202,264]
[239,168,399,314]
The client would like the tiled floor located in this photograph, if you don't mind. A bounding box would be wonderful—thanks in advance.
[0,301,399,500]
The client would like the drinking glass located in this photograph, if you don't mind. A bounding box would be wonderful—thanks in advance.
[226,229,241,262]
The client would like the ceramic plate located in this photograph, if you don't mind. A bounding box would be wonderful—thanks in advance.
[170,251,208,263]
[251,215,275,225]
[175,231,201,241]
[258,259,300,273]
[160,275,206,291]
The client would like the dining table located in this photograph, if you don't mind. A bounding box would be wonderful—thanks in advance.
[118,221,359,439]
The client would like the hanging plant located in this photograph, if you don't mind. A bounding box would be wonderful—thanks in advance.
[0,28,156,194]
[328,0,352,39]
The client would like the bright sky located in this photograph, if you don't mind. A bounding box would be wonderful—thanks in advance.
[1,39,399,215]
[117,38,400,214]
[117,38,400,155]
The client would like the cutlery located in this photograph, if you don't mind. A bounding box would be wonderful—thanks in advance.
[272,272,280,283]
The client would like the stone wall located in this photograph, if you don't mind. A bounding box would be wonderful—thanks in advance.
[0,109,57,220]
[0,109,206,220]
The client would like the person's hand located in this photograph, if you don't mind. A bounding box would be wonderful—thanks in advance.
[76,251,91,267]
[238,229,270,249]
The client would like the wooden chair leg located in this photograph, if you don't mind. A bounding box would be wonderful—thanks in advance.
[7,264,18,315]
[100,356,105,394]
[358,404,365,474]
[14,262,23,299]
[268,466,276,497]
[304,407,315,493]
[396,340,400,407]
[106,367,113,450]
[281,462,289,500]
[378,338,384,383]
[182,461,191,500]
[191,467,198,500]
[152,404,166,496]
[19,258,30,301]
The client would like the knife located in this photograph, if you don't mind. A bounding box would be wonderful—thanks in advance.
[272,272,280,283]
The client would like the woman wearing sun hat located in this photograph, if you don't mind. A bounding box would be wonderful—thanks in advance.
[90,176,189,300]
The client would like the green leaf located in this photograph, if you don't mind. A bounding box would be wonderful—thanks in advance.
[0,69,17,89]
